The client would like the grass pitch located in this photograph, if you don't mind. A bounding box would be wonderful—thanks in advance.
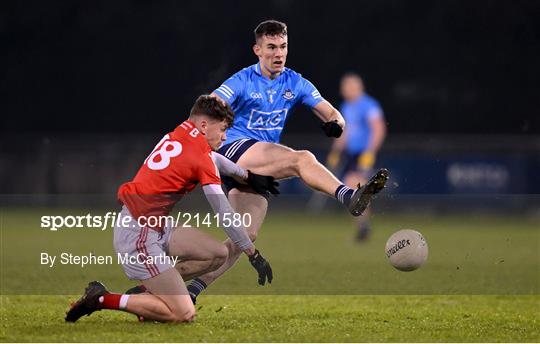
[1,207,539,342]
[2,295,538,342]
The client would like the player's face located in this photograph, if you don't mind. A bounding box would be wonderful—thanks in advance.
[340,76,364,102]
[205,120,228,151]
[253,34,288,78]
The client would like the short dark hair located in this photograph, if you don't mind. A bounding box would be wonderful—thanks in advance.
[341,71,362,81]
[254,20,287,42]
[190,95,234,127]
[341,71,364,85]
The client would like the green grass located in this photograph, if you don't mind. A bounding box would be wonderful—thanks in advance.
[1,208,539,341]
[1,295,538,342]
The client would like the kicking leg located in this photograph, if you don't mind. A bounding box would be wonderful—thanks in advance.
[236,142,341,195]
[232,142,388,216]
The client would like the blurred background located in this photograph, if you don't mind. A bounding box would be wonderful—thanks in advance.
[2,0,539,210]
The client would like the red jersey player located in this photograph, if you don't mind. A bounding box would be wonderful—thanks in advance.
[66,95,277,323]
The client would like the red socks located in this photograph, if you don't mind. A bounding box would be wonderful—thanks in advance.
[99,294,121,309]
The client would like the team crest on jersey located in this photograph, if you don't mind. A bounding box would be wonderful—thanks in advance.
[266,89,277,103]
[283,89,295,100]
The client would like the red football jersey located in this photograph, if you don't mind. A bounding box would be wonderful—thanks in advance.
[118,120,221,224]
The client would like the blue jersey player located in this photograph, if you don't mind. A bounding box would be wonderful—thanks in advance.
[327,72,387,242]
[187,20,388,301]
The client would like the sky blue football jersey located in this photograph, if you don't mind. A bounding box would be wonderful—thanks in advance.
[340,94,384,154]
[214,63,324,144]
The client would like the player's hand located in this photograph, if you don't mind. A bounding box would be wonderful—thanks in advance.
[358,151,375,170]
[248,249,273,285]
[321,120,343,138]
[246,170,280,196]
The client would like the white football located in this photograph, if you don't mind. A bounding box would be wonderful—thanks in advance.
[385,229,428,271]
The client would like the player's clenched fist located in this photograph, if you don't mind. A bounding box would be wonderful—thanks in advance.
[321,120,343,138]
[246,170,280,196]
[248,249,273,285]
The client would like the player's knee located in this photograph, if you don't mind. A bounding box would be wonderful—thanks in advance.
[210,244,228,270]
[170,305,196,323]
[148,299,173,318]
[293,150,317,173]
[178,308,196,323]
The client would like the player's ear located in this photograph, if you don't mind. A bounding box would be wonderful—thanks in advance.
[253,43,261,57]
[199,119,208,134]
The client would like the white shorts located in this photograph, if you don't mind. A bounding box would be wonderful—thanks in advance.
[113,206,175,281]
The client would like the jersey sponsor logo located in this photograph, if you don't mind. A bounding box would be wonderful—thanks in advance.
[283,89,295,100]
[247,109,288,131]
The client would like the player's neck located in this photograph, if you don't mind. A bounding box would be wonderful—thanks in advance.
[259,63,281,80]
[348,93,364,102]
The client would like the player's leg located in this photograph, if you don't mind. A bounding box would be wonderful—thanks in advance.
[135,267,195,322]
[233,141,388,216]
[99,208,195,321]
[190,187,267,295]
[125,227,230,296]
[167,227,229,280]
[239,142,341,194]
[65,269,195,323]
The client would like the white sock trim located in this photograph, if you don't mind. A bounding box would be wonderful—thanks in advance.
[119,294,130,310]
[337,186,352,203]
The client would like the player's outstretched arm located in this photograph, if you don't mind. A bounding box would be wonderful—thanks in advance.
[202,184,273,285]
[211,151,248,179]
[313,100,346,138]
[211,152,280,196]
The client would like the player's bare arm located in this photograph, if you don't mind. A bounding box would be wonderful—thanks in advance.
[314,101,346,138]
[313,100,345,129]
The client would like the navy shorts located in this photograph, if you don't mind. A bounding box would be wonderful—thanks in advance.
[217,138,258,191]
